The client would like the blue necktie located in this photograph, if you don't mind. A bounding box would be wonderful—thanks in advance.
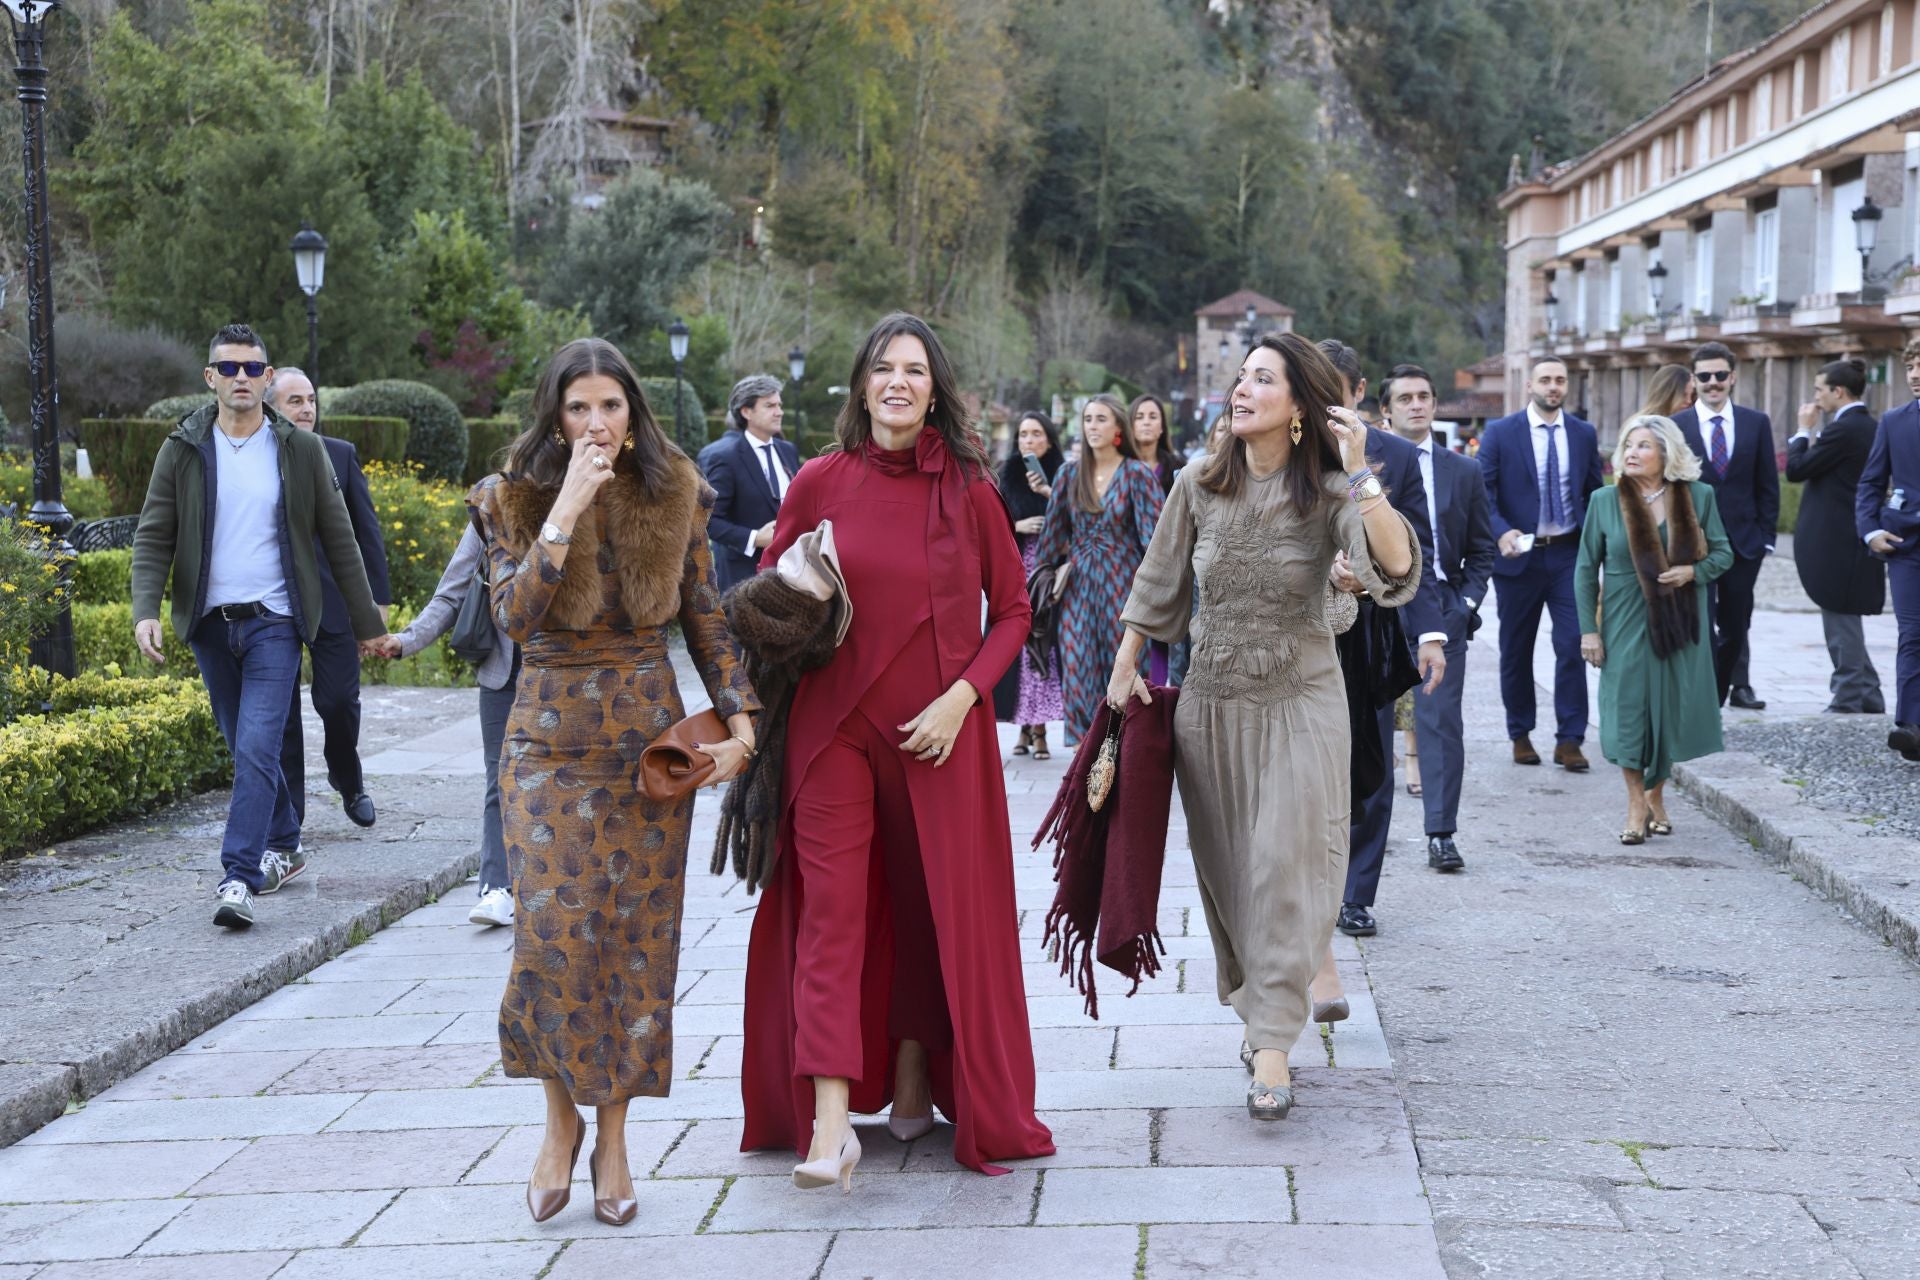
[761,443,782,502]
[1542,424,1565,527]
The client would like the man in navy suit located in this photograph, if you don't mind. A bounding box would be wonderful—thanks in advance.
[1478,357,1604,770]
[1319,341,1447,938]
[700,373,801,591]
[1673,341,1780,710]
[268,368,391,830]
[1382,365,1497,872]
[1858,337,1920,759]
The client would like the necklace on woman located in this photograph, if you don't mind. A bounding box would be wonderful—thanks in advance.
[1641,484,1667,504]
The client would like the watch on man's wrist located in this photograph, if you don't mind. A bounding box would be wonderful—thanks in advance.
[540,521,571,546]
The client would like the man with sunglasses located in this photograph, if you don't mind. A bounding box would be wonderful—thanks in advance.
[131,325,386,930]
[1674,342,1780,711]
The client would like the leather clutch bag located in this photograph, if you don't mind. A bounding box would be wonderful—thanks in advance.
[637,708,728,803]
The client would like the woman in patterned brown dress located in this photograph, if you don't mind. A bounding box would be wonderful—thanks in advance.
[469,338,759,1225]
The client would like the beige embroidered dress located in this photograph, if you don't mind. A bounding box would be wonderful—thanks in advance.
[1121,465,1418,1054]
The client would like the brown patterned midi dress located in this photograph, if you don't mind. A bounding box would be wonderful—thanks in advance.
[470,455,757,1105]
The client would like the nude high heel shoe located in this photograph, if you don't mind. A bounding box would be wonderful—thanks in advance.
[589,1141,637,1226]
[887,1110,935,1142]
[526,1112,585,1223]
[793,1125,862,1192]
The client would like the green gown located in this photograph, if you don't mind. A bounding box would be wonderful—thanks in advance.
[1574,480,1734,786]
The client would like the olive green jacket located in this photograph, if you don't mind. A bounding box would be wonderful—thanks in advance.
[130,403,384,644]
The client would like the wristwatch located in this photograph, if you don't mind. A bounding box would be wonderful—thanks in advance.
[1350,475,1384,502]
[540,521,571,546]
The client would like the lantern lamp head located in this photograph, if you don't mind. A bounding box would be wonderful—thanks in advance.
[0,2,61,25]
[290,224,327,297]
[1852,197,1883,257]
[788,345,806,384]
[667,319,690,364]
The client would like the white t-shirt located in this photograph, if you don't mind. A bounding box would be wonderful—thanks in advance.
[204,425,293,618]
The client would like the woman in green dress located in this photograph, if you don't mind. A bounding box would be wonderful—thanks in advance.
[1575,414,1733,843]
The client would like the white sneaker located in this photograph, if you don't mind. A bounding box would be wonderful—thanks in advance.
[213,879,255,929]
[469,886,514,927]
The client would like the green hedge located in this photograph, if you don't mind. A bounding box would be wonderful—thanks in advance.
[465,417,518,484]
[330,380,468,482]
[72,548,131,605]
[0,452,115,520]
[501,387,534,430]
[321,416,410,467]
[1779,479,1801,535]
[0,675,229,855]
[74,600,194,674]
[362,461,470,611]
[638,377,705,451]
[80,419,172,516]
[144,393,214,422]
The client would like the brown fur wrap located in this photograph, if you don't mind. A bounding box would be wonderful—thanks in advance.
[488,455,704,629]
[712,570,840,893]
[1618,479,1707,661]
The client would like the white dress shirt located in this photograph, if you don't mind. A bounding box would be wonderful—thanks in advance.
[741,433,790,557]
[1413,438,1446,584]
[1525,403,1576,536]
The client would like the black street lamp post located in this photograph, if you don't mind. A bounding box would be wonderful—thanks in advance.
[1647,259,1669,321]
[1853,197,1883,298]
[7,0,73,677]
[667,318,691,451]
[787,344,806,437]
[291,224,327,382]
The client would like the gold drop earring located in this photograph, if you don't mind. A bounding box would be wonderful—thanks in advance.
[621,434,634,451]
[1289,413,1304,446]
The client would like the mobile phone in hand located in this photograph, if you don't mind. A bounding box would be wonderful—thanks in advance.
[1023,454,1048,484]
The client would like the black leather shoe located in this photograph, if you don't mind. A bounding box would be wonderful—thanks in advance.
[1337,903,1376,936]
[1890,724,1920,761]
[1728,686,1767,710]
[1427,836,1465,872]
[343,792,376,827]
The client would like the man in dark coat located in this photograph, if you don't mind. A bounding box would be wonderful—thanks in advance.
[1858,338,1920,760]
[1675,341,1781,710]
[1788,358,1886,714]
[699,373,801,591]
[269,367,392,829]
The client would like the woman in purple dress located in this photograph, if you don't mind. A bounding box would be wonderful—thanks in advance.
[996,412,1067,758]
[1035,394,1163,746]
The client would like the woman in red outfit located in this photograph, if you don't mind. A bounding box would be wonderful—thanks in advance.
[739,312,1054,1186]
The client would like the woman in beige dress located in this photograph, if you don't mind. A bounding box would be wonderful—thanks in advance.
[1108,333,1419,1122]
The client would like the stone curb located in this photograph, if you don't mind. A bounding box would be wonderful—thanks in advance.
[0,844,478,1149]
[1673,749,1920,963]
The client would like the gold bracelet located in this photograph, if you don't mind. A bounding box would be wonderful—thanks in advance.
[729,733,757,759]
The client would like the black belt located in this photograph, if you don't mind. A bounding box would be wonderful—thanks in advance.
[1532,533,1574,546]
[212,601,274,622]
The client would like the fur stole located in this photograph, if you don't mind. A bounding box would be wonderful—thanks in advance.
[1618,479,1706,661]
[489,454,705,630]
[712,570,840,893]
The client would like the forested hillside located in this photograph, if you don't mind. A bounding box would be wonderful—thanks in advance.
[0,0,1815,431]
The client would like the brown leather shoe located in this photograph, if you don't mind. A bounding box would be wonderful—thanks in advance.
[1553,742,1590,772]
[1511,735,1541,766]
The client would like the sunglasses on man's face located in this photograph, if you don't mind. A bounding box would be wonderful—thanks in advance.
[209,360,268,378]
[1694,370,1732,384]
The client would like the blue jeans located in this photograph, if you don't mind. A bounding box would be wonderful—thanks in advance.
[476,650,522,894]
[190,612,303,892]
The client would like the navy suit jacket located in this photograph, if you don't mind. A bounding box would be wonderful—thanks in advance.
[700,428,801,590]
[1476,409,1604,578]
[1857,400,1920,562]
[1429,447,1497,630]
[313,434,390,634]
[1675,404,1779,561]
[1365,426,1443,641]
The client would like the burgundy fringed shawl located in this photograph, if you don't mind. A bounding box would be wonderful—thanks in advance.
[1033,688,1181,1018]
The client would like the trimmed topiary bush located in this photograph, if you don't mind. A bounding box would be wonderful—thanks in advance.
[500,387,535,430]
[464,418,518,485]
[71,548,131,606]
[79,420,172,516]
[144,394,215,423]
[637,377,705,453]
[319,416,410,467]
[329,380,468,482]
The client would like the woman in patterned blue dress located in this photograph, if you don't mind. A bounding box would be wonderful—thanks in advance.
[1035,394,1164,744]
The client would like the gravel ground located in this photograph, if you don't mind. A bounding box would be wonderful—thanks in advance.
[1725,714,1920,841]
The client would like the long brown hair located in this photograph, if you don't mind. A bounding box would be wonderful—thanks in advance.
[505,337,680,494]
[1197,332,1346,514]
[833,312,991,479]
[1072,392,1138,513]
[1637,363,1694,421]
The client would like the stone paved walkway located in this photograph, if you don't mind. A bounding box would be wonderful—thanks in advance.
[0,667,1446,1279]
